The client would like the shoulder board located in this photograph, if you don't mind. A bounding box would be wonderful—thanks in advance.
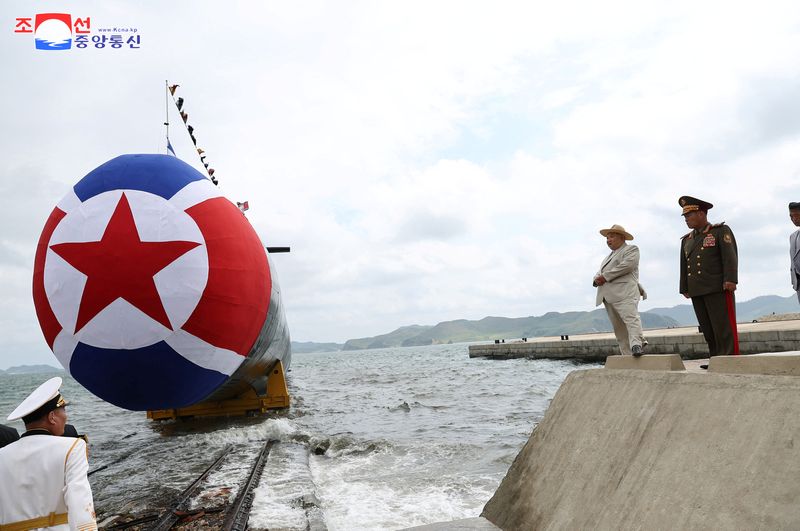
[680,231,692,239]
[711,222,727,228]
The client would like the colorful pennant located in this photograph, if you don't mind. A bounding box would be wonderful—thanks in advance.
[165,83,219,186]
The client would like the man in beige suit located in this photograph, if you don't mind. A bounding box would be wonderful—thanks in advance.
[593,224,645,356]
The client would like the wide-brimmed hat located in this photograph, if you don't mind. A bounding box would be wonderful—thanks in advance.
[599,224,633,241]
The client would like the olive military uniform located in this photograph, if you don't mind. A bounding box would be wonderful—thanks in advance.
[680,221,738,356]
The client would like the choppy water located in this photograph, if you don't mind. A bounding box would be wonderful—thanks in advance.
[0,344,599,530]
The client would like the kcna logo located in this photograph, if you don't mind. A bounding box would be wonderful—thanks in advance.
[14,13,88,50]
[14,13,141,50]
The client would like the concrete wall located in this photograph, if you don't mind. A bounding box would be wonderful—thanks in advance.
[482,369,800,530]
[468,326,800,361]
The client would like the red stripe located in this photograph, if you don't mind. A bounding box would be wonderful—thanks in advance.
[32,208,66,349]
[181,198,270,356]
[725,291,740,355]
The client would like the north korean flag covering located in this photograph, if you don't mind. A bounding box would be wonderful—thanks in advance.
[32,154,271,410]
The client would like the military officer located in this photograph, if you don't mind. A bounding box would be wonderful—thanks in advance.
[0,377,97,531]
[678,196,739,360]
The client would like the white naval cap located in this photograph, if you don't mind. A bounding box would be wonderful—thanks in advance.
[7,376,69,422]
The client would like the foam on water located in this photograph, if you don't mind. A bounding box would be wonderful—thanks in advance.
[250,442,321,529]
[0,345,594,529]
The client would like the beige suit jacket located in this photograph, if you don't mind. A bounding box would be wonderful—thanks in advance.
[595,243,642,306]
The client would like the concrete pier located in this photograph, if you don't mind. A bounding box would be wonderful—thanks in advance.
[468,319,800,361]
[476,357,800,530]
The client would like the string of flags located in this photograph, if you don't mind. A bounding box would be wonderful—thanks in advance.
[167,83,219,186]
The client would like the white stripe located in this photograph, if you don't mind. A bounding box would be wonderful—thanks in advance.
[165,330,244,376]
[55,188,82,214]
[52,330,79,370]
[169,179,223,211]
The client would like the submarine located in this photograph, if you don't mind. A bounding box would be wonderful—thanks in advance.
[32,153,292,419]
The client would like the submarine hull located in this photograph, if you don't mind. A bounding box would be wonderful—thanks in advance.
[32,154,291,411]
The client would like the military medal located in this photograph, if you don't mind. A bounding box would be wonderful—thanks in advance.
[703,234,716,247]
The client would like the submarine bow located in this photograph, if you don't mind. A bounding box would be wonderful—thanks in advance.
[32,154,291,411]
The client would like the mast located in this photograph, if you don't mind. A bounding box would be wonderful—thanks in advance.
[164,80,169,154]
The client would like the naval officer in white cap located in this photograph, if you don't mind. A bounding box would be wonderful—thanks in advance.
[0,377,97,531]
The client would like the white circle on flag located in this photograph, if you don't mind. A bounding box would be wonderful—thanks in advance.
[43,189,208,349]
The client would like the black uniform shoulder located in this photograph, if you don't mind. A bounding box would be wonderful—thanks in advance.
[0,424,20,449]
[680,230,693,240]
[711,222,735,235]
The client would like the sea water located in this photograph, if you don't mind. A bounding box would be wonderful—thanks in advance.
[0,344,599,530]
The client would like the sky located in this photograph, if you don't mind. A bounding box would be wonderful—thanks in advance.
[2,0,800,369]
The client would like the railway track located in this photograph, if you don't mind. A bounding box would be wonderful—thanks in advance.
[103,441,275,530]
[221,440,274,531]
[148,444,234,531]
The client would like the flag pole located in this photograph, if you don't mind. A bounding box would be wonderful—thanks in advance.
[164,80,170,154]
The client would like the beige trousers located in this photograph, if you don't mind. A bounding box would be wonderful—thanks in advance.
[603,298,644,355]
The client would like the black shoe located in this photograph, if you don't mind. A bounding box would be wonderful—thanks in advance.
[632,345,643,357]
[700,364,708,370]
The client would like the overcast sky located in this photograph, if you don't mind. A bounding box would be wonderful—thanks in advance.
[2,0,800,369]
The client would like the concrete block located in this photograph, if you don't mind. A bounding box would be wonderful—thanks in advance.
[676,344,694,355]
[710,353,800,376]
[482,369,800,530]
[747,331,781,342]
[403,517,500,530]
[778,330,800,340]
[604,354,685,371]
[681,334,705,344]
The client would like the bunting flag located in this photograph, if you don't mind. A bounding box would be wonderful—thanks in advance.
[166,83,218,186]
[237,201,250,212]
[166,138,176,156]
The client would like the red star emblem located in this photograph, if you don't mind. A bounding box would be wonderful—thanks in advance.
[50,193,201,333]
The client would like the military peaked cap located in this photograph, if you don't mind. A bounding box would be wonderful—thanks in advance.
[679,196,713,215]
[7,377,69,423]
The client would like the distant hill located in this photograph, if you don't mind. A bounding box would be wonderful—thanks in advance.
[291,341,344,354]
[338,294,800,351]
[341,311,678,351]
[343,325,434,350]
[644,294,799,326]
[2,365,62,375]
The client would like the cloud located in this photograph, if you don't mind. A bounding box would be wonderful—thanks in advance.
[3,0,800,368]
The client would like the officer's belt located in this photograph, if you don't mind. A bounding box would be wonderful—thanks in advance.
[0,512,68,530]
